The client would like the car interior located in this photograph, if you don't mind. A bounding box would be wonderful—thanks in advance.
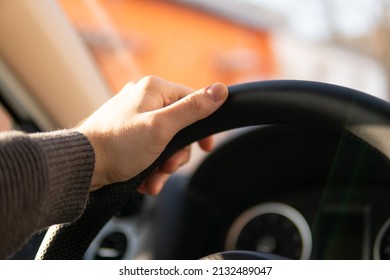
[1,0,390,260]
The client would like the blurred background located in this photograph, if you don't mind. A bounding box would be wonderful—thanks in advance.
[56,0,390,172]
[58,0,390,100]
[1,0,390,129]
[1,0,390,260]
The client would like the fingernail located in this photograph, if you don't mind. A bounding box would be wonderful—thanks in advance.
[206,83,226,102]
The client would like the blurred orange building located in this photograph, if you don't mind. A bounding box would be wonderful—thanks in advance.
[59,0,276,93]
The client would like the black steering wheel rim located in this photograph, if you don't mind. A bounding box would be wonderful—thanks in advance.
[36,80,390,259]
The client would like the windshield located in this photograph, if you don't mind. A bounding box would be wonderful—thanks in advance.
[58,0,390,101]
[58,0,276,93]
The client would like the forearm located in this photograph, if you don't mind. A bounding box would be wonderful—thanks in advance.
[0,130,94,259]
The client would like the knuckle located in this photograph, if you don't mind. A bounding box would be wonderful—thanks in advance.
[147,114,171,143]
[124,81,135,88]
[183,94,202,114]
[137,75,161,90]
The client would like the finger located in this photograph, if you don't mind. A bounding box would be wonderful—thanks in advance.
[136,76,194,98]
[155,83,228,137]
[159,147,191,173]
[137,182,148,194]
[135,76,195,107]
[137,147,190,195]
[198,136,215,152]
[137,170,171,196]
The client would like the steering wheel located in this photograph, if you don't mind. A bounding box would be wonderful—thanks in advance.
[35,80,390,259]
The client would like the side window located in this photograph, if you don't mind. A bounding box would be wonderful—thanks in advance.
[0,104,13,131]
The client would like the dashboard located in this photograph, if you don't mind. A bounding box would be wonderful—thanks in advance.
[85,124,390,260]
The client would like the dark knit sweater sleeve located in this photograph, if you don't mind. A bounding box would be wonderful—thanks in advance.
[0,130,95,259]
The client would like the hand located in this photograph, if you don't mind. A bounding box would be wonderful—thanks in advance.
[76,76,228,195]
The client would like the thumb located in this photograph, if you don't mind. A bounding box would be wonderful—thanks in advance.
[157,83,228,136]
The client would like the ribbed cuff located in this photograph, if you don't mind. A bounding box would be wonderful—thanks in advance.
[31,130,95,228]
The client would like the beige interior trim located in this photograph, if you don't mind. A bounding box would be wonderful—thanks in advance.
[0,0,111,129]
[0,57,56,130]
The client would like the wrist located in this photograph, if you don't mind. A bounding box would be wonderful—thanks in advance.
[76,128,108,191]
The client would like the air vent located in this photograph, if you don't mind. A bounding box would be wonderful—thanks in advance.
[94,232,128,260]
